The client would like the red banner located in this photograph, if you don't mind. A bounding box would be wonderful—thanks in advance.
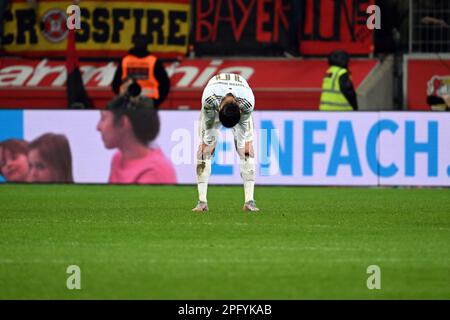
[300,0,374,55]
[0,58,377,109]
[406,56,450,111]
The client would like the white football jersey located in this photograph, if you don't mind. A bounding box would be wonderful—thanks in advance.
[201,73,255,129]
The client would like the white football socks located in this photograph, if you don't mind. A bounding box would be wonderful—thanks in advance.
[196,158,211,203]
[240,157,255,203]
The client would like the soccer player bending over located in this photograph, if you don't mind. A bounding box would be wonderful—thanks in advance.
[192,73,259,212]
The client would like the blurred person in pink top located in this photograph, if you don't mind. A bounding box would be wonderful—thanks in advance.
[97,93,176,184]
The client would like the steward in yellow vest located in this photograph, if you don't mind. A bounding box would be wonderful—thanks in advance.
[320,50,358,111]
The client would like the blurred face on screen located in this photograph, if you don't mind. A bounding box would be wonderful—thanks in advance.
[97,111,123,149]
[0,149,29,182]
[28,149,55,183]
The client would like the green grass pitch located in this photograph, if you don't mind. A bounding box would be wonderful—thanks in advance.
[0,184,449,299]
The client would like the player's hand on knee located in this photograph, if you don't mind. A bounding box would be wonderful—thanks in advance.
[198,143,216,160]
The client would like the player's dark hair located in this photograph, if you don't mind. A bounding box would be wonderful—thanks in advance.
[219,101,241,128]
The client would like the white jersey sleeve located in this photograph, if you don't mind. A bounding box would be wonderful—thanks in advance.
[201,91,220,129]
[236,96,254,127]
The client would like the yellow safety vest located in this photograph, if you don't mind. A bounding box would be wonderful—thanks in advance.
[319,66,353,111]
